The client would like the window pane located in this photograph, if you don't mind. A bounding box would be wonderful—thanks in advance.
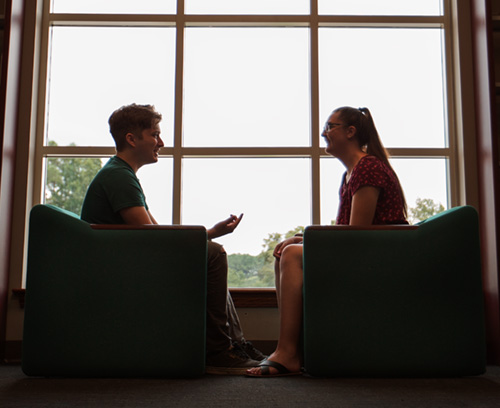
[318,0,442,16]
[320,157,448,225]
[44,157,105,216]
[51,0,176,14]
[136,158,174,224]
[391,158,449,224]
[182,158,311,287]
[185,0,309,15]
[183,28,310,147]
[320,157,346,225]
[46,27,176,147]
[44,157,173,222]
[319,28,446,148]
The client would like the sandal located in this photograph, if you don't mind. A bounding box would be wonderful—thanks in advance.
[245,359,302,378]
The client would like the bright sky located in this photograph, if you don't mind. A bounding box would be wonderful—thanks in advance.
[45,1,447,255]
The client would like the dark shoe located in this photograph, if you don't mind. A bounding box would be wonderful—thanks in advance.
[239,340,267,362]
[206,344,261,375]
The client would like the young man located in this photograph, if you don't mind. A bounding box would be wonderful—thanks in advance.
[81,104,265,375]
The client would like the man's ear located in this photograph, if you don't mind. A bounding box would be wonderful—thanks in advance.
[125,132,137,148]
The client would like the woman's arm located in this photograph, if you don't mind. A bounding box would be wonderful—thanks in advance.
[349,186,380,226]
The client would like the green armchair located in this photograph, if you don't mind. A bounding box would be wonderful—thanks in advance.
[22,204,207,377]
[303,205,486,377]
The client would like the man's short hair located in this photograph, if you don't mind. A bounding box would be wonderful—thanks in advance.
[108,104,162,151]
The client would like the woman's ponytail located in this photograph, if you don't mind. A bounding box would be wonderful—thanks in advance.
[334,106,407,217]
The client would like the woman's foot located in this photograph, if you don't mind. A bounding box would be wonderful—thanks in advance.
[246,351,301,377]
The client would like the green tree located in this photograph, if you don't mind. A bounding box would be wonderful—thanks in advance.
[45,141,102,215]
[408,198,445,224]
[228,226,305,288]
[227,253,266,287]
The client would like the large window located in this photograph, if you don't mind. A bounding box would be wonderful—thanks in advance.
[36,0,452,287]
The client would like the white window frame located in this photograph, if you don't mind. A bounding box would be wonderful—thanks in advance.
[32,0,461,228]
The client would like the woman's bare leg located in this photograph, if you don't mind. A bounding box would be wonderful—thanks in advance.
[247,244,303,375]
[275,257,281,307]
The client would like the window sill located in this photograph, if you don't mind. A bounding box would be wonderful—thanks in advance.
[229,287,277,308]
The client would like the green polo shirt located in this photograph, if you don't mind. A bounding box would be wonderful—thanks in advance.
[81,156,149,224]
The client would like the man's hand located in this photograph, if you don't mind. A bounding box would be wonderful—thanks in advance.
[207,214,243,240]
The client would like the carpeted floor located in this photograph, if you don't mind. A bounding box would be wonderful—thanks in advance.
[1,364,500,407]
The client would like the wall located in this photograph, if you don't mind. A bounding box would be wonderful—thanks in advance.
[0,0,24,362]
[1,1,499,364]
[471,0,500,363]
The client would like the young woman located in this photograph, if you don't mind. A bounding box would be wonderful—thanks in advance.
[247,106,408,377]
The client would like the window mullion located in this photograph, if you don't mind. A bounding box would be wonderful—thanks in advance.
[33,0,53,207]
[172,6,185,225]
[443,0,461,208]
[310,0,321,225]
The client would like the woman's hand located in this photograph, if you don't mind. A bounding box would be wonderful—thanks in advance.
[207,214,243,239]
[273,235,303,259]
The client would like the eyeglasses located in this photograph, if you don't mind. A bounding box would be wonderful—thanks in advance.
[323,122,346,132]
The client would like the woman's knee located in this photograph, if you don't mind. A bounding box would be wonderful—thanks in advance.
[280,244,303,266]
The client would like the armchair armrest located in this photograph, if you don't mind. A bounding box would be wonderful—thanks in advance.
[305,224,418,232]
[90,224,206,231]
